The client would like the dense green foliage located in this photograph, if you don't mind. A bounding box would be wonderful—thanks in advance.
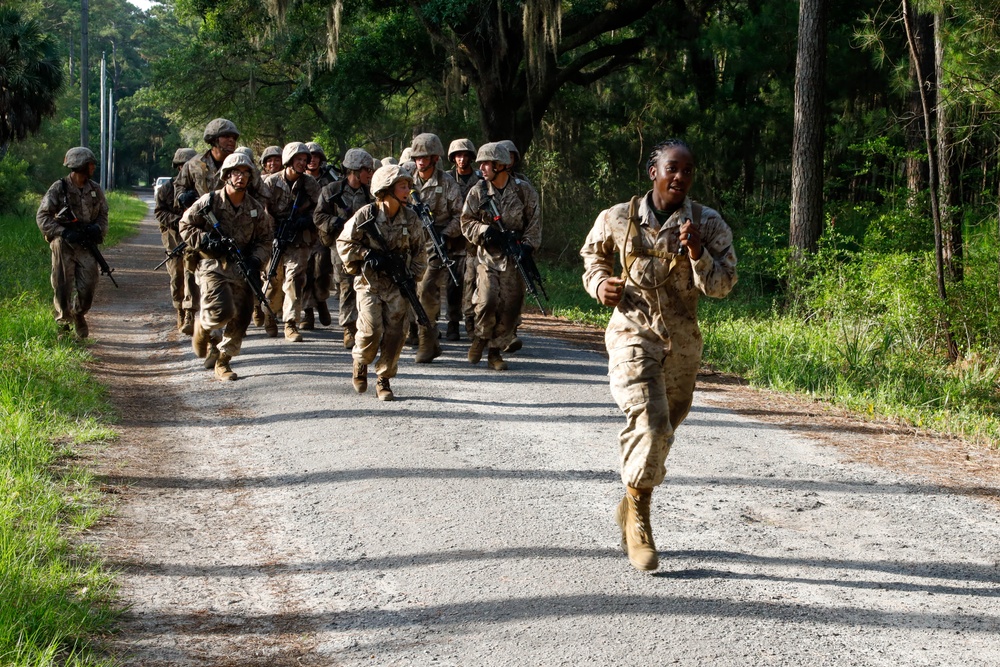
[0,192,144,667]
[0,7,63,150]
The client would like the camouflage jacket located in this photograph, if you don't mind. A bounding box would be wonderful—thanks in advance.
[154,176,182,232]
[36,176,109,243]
[263,171,321,248]
[178,189,273,276]
[174,150,223,210]
[314,179,371,247]
[449,168,482,204]
[337,203,428,297]
[580,193,738,353]
[461,175,542,272]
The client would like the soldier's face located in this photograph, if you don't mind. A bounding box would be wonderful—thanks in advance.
[217,134,238,154]
[359,166,374,187]
[86,162,97,178]
[393,179,412,202]
[480,161,496,181]
[650,146,695,208]
[453,152,472,172]
[290,153,309,174]
[263,156,282,174]
[415,155,435,176]
[308,154,322,171]
[228,166,251,191]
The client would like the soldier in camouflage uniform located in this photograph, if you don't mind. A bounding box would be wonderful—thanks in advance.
[305,142,340,187]
[179,152,273,381]
[314,148,374,349]
[155,147,199,333]
[449,138,482,339]
[174,118,239,211]
[409,133,465,362]
[497,139,531,354]
[300,142,338,330]
[460,142,541,371]
[260,145,283,176]
[35,147,110,339]
[262,142,321,342]
[580,139,738,571]
[338,165,427,401]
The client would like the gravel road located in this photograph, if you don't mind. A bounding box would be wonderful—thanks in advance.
[87,195,1000,666]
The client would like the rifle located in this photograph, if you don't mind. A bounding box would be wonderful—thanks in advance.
[357,211,430,326]
[154,241,188,271]
[410,189,459,287]
[266,183,307,282]
[199,194,274,317]
[479,194,548,315]
[58,180,118,287]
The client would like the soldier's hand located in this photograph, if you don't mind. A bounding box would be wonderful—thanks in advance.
[679,219,703,260]
[364,249,388,272]
[61,226,86,244]
[84,223,102,243]
[178,189,199,210]
[598,277,625,307]
[199,232,226,258]
[482,226,502,248]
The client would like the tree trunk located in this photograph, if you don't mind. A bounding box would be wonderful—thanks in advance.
[905,12,934,200]
[789,0,827,256]
[935,12,963,281]
[80,0,89,148]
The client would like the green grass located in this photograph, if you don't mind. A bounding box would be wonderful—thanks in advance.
[540,260,1000,447]
[0,190,145,666]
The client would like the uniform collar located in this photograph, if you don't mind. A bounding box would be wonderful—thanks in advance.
[640,191,691,230]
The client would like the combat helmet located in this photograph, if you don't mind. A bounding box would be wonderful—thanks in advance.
[497,140,519,160]
[219,152,255,180]
[172,147,198,167]
[305,142,326,160]
[203,118,240,144]
[371,164,414,197]
[448,138,476,161]
[282,142,311,167]
[64,147,97,169]
[409,133,445,158]
[475,142,511,166]
[260,145,282,166]
[342,148,374,172]
[399,147,413,163]
[381,156,398,166]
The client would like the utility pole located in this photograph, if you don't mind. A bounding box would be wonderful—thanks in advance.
[80,0,89,148]
[100,53,107,188]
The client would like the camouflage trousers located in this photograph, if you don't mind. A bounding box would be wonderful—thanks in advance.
[354,285,408,379]
[197,266,253,358]
[418,254,465,326]
[264,262,285,318]
[49,237,99,325]
[462,246,478,320]
[472,263,523,349]
[302,244,333,312]
[160,228,199,311]
[280,245,311,323]
[608,334,703,490]
[337,255,358,327]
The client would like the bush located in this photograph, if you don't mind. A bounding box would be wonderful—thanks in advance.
[0,155,31,214]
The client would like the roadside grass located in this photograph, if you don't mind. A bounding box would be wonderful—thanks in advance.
[0,191,145,666]
[538,260,1000,447]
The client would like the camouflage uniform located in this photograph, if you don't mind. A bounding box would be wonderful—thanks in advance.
[179,189,273,359]
[262,171,321,325]
[155,175,198,316]
[461,175,541,349]
[337,203,427,379]
[315,179,372,331]
[414,166,464,333]
[36,175,109,328]
[174,150,223,209]
[451,167,483,327]
[580,193,737,489]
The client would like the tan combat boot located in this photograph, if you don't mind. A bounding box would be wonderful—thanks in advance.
[263,312,279,338]
[192,317,209,358]
[74,313,89,339]
[317,301,332,326]
[215,353,238,381]
[343,322,357,349]
[352,361,368,393]
[252,303,264,327]
[181,309,196,336]
[405,322,419,347]
[615,487,659,571]
[487,347,508,371]
[204,335,221,370]
[415,326,442,363]
[176,309,185,331]
[285,320,303,342]
[375,376,394,401]
[468,337,487,364]
[505,336,523,354]
[302,308,315,330]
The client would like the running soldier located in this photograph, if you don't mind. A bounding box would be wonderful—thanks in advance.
[497,139,530,354]
[580,139,737,571]
[301,142,337,330]
[460,142,541,371]
[338,165,427,401]
[155,147,198,333]
[410,133,464,361]
[449,138,482,339]
[262,142,321,342]
[260,146,283,176]
[305,142,340,187]
[35,147,110,339]
[314,148,374,348]
[174,118,239,211]
[179,152,273,381]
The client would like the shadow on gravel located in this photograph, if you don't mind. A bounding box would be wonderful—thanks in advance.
[116,591,1000,637]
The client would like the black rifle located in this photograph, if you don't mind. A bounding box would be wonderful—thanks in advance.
[357,211,430,326]
[199,194,274,317]
[58,180,118,287]
[154,241,187,271]
[266,184,307,282]
[410,189,459,287]
[479,194,548,314]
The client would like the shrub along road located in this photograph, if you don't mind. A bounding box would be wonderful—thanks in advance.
[87,196,1000,666]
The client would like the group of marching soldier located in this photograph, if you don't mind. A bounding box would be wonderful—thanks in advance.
[37,126,740,573]
[151,118,542,400]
